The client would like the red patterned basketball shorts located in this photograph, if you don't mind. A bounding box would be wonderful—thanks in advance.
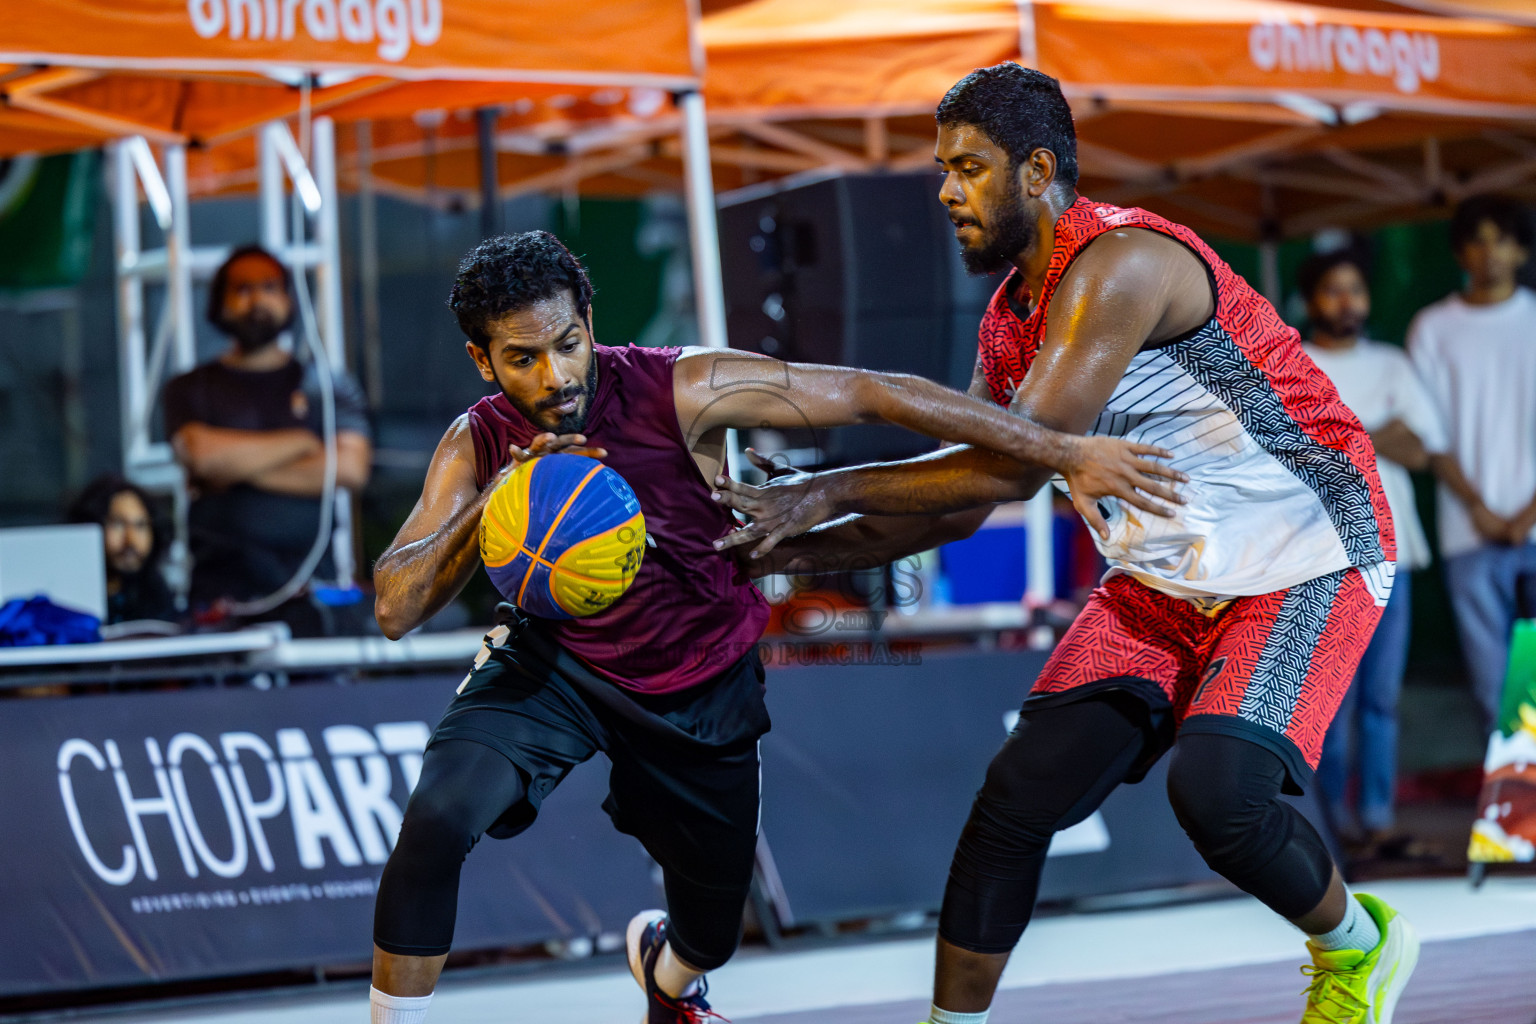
[1032,569,1383,774]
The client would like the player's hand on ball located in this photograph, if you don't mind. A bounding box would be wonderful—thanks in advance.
[712,448,836,560]
[509,433,608,467]
[1062,435,1187,540]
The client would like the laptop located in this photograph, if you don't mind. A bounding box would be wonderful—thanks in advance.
[0,524,107,621]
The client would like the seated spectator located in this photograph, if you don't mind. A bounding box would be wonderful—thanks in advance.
[1299,249,1446,848]
[163,245,372,636]
[66,473,177,625]
[1408,195,1536,732]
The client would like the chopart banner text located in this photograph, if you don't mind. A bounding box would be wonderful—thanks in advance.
[1248,20,1440,95]
[187,0,443,61]
[57,720,430,886]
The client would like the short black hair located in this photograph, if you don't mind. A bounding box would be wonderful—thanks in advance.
[448,231,594,349]
[936,63,1078,189]
[1450,195,1533,252]
[1296,248,1370,303]
[66,473,169,568]
[206,244,292,327]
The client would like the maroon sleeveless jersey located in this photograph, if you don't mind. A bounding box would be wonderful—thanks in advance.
[465,344,770,694]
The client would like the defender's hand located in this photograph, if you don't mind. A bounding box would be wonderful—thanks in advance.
[711,449,837,559]
[1062,435,1187,540]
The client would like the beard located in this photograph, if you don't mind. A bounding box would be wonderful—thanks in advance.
[1312,310,1365,340]
[506,356,599,435]
[109,550,147,575]
[217,307,290,352]
[959,187,1036,276]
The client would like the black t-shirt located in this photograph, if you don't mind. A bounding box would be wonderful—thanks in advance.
[162,358,370,605]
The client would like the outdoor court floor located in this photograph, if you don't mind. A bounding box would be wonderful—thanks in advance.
[21,877,1536,1024]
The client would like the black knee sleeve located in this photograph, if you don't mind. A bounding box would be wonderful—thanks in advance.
[374,742,528,957]
[940,694,1154,955]
[1166,733,1332,920]
[659,868,751,971]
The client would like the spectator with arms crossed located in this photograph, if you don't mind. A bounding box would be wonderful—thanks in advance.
[163,245,372,635]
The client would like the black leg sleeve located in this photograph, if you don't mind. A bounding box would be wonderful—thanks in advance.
[373,740,530,956]
[939,694,1157,955]
[1165,732,1334,921]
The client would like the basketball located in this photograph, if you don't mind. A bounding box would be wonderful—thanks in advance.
[479,454,646,619]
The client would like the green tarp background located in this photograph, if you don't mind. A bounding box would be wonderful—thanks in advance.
[1209,224,1471,671]
[0,152,99,291]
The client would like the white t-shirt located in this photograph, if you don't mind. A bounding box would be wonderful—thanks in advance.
[1407,287,1536,559]
[1303,340,1447,570]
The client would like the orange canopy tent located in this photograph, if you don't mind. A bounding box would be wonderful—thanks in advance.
[0,0,735,591]
[0,0,697,152]
[169,0,1536,232]
[695,0,1536,243]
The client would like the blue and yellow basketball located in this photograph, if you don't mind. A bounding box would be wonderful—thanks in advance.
[479,454,646,619]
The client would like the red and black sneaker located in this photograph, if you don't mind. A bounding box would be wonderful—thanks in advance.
[626,910,729,1024]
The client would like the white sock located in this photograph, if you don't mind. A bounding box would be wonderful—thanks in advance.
[654,941,703,999]
[928,1006,990,1024]
[1307,893,1381,953]
[370,987,432,1024]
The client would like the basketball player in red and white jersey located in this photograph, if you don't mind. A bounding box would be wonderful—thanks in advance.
[714,64,1419,1023]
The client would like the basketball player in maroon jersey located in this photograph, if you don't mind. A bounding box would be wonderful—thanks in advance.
[714,65,1419,1023]
[365,231,1179,1024]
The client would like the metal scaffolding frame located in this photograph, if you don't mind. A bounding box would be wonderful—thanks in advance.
[111,117,355,597]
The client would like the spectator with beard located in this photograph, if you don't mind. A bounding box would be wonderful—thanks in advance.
[1299,249,1446,852]
[162,245,372,634]
[66,474,177,626]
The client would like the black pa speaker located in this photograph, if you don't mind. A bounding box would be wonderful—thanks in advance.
[719,173,1001,468]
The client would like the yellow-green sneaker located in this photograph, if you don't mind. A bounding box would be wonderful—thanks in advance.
[1300,893,1419,1023]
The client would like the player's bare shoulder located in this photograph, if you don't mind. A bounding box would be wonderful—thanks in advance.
[435,412,477,461]
[1067,228,1214,344]
[422,413,481,490]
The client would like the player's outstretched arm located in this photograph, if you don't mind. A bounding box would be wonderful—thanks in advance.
[713,229,1209,557]
[723,451,994,574]
[712,443,1043,559]
[672,346,1178,494]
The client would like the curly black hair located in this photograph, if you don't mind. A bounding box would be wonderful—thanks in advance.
[1450,195,1533,252]
[66,473,169,568]
[205,244,294,328]
[1296,247,1370,304]
[448,231,594,349]
[936,63,1078,189]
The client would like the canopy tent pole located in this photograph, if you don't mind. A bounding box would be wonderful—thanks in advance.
[164,144,195,375]
[680,89,727,351]
[1025,490,1056,649]
[1018,0,1054,640]
[477,107,501,241]
[357,121,384,409]
[678,88,740,477]
[1015,0,1038,69]
[112,141,147,472]
[111,137,194,600]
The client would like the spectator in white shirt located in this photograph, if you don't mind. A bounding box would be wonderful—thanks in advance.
[1407,195,1536,734]
[1301,249,1447,843]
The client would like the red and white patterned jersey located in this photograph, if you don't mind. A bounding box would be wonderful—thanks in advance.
[979,197,1395,603]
